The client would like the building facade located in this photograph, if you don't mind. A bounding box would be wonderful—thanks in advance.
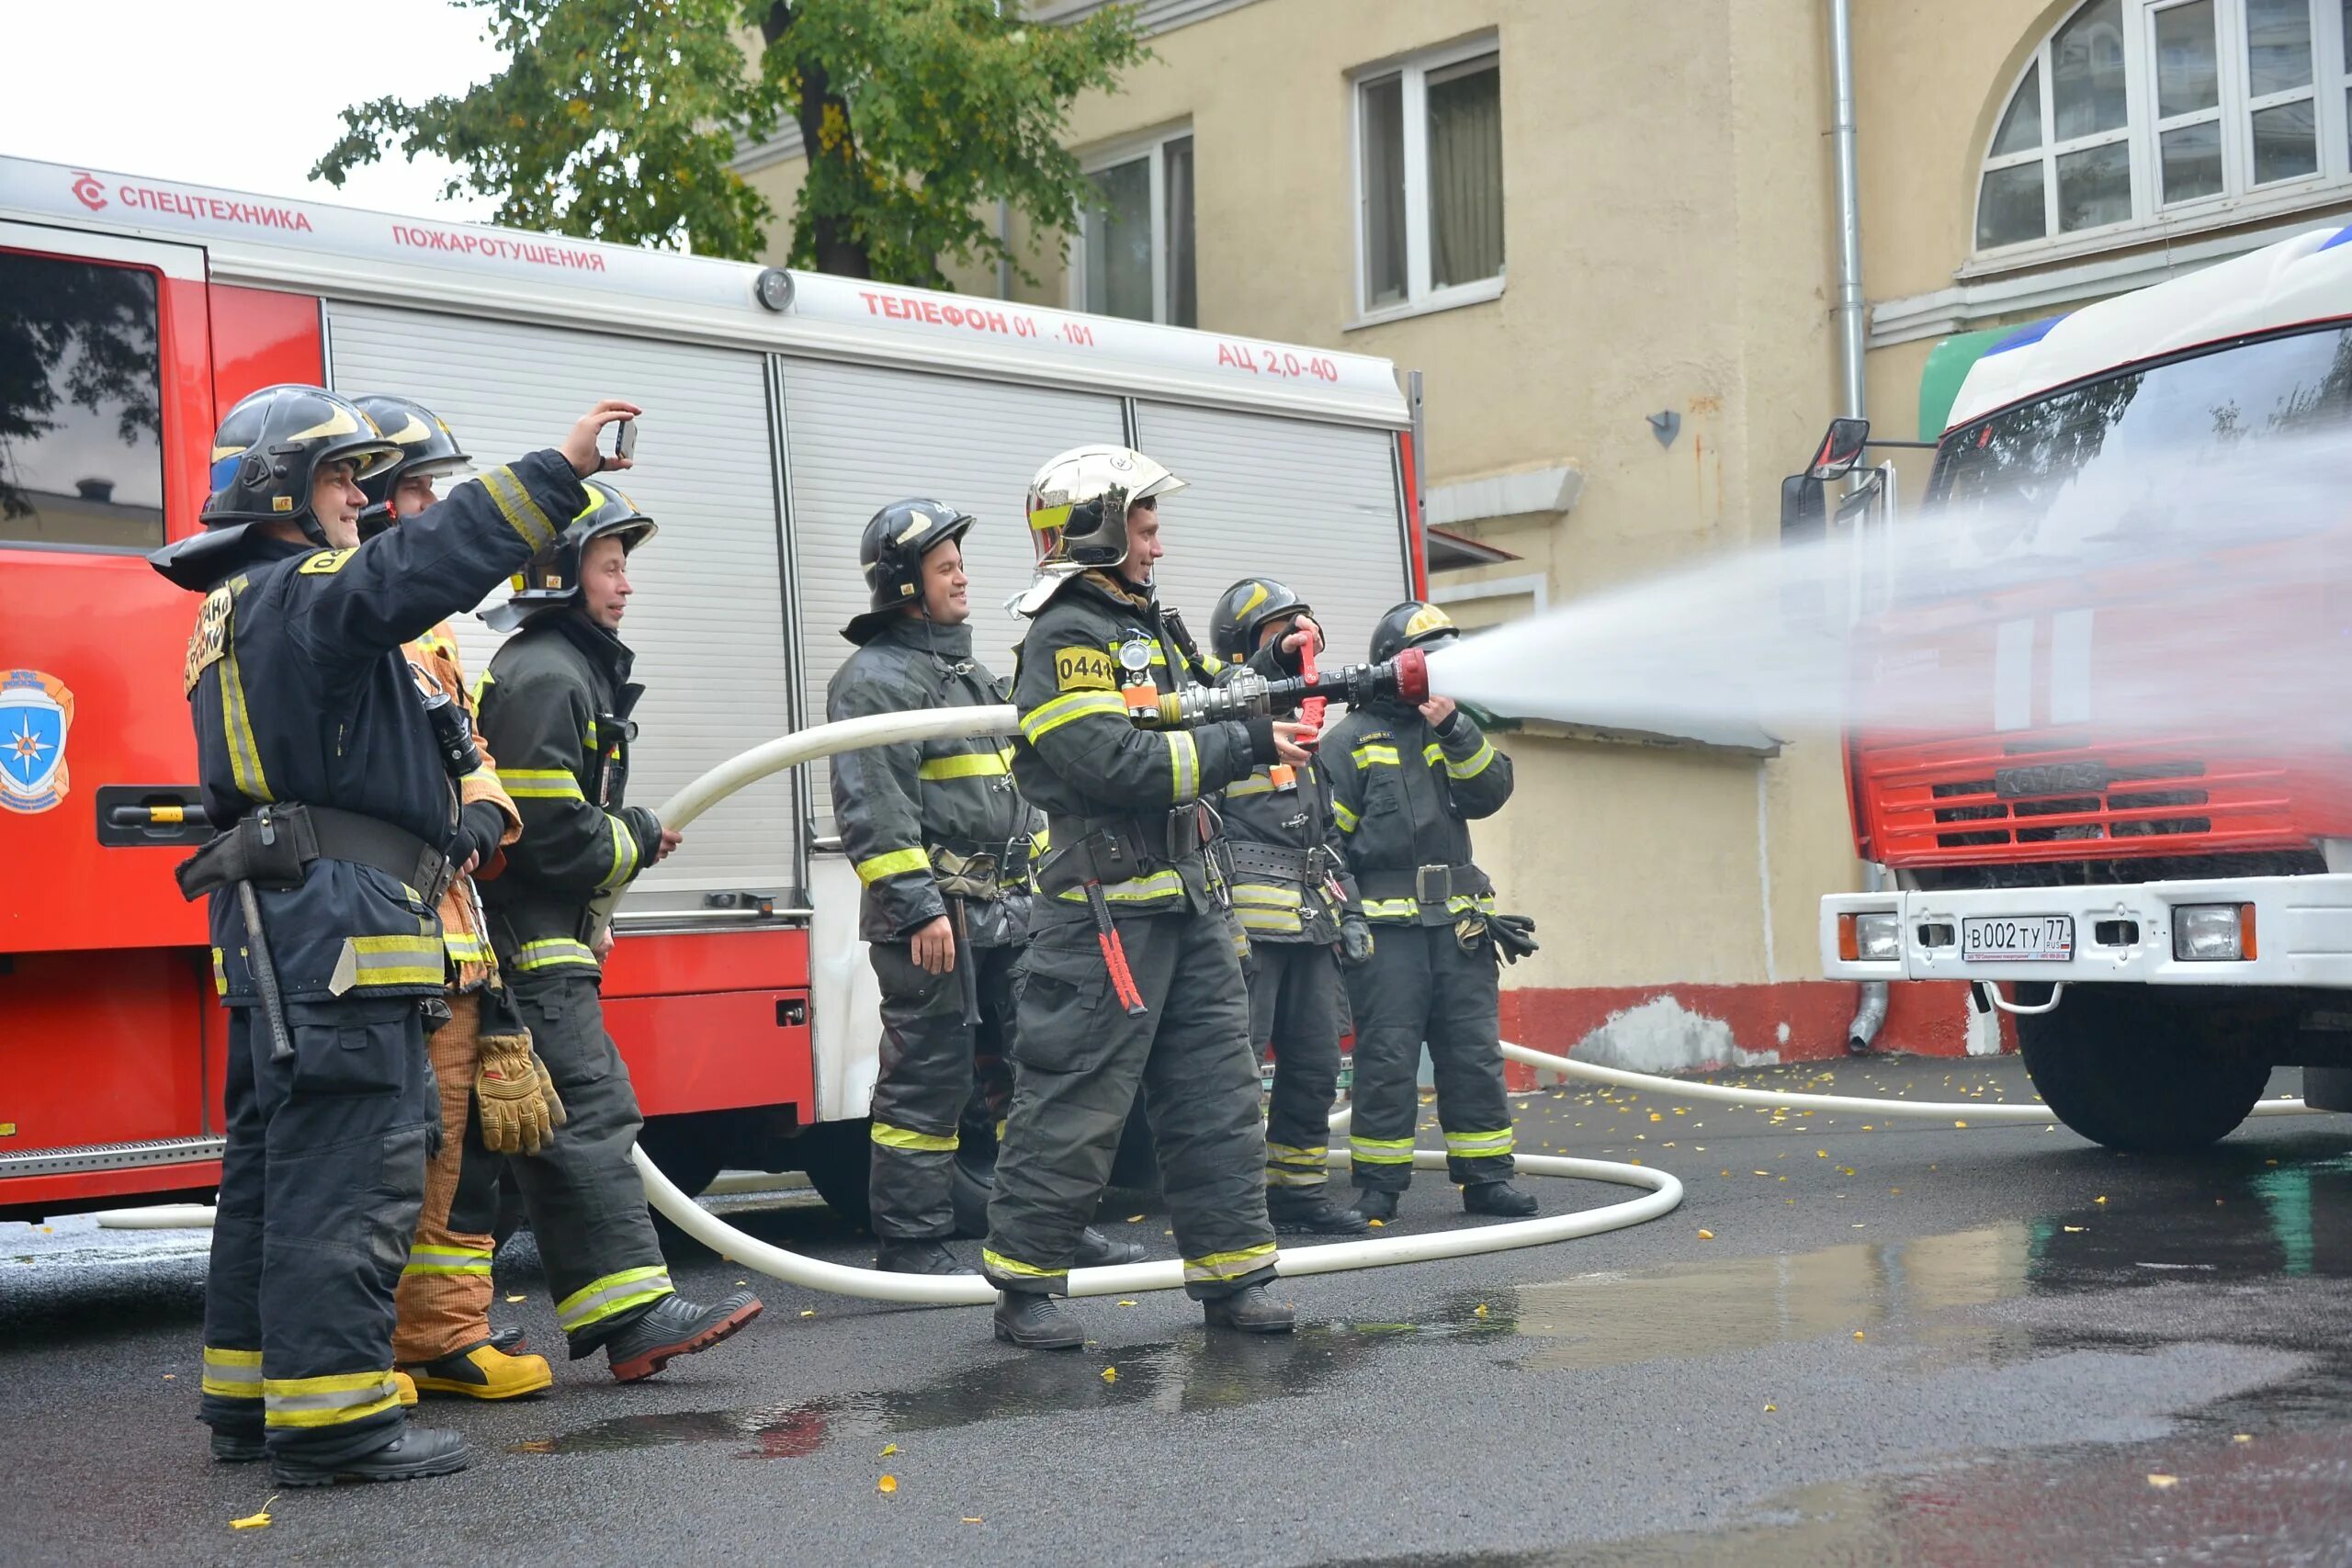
[736,0,2352,1068]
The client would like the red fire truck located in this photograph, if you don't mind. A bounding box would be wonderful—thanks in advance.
[1811,224,2352,1153]
[0,154,1426,1221]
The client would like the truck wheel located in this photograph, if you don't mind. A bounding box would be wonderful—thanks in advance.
[795,1119,873,1231]
[2016,985,2269,1153]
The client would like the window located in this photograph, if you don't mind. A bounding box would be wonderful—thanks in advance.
[1077,130,1195,328]
[0,250,164,551]
[1355,41,1504,319]
[1976,0,2352,258]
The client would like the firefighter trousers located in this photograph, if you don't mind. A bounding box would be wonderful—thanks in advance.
[1342,923,1517,1192]
[391,992,503,1363]
[982,907,1275,1300]
[1248,941,1346,1194]
[867,940,1018,1241]
[199,998,434,1463]
[507,970,673,1355]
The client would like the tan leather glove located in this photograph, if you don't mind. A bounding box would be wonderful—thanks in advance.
[476,1030,557,1156]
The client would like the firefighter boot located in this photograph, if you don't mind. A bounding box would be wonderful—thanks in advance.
[1463,1180,1538,1218]
[1073,1225,1147,1267]
[401,1339,554,1400]
[1352,1187,1400,1224]
[992,1290,1085,1350]
[876,1238,973,1276]
[1267,1190,1372,1236]
[602,1291,764,1382]
[211,1432,266,1463]
[272,1427,469,1487]
[488,1325,529,1356]
[1203,1281,1295,1334]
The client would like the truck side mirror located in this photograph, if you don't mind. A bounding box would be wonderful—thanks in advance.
[1807,416,1871,481]
[1781,472,1825,539]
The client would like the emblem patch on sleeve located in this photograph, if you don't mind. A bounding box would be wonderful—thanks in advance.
[298,548,356,575]
[184,587,233,694]
[1053,646,1116,692]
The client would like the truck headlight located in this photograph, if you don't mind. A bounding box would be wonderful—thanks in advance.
[2173,903,2256,962]
[1838,911,1902,962]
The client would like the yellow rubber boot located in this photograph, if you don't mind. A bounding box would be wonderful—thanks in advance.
[401,1342,554,1400]
[392,1371,418,1406]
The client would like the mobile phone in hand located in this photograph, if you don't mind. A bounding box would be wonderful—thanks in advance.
[609,419,637,462]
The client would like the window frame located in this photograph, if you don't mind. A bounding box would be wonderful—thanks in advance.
[1069,123,1196,327]
[1972,0,2352,269]
[1348,34,1506,329]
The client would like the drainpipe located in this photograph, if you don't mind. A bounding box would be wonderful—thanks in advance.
[1828,0,1888,1054]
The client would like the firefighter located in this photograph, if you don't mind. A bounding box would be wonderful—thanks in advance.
[1208,577,1374,1236]
[825,499,1146,1275]
[152,384,629,1484]
[1321,602,1535,1223]
[982,445,1315,1348]
[351,393,556,1401]
[475,480,764,1380]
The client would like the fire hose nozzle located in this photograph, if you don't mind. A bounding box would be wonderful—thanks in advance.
[1136,645,1433,728]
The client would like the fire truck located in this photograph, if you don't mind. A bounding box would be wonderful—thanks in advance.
[1810,224,2352,1154]
[0,154,1425,1222]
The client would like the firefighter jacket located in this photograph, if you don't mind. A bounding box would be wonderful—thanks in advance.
[1012,570,1273,919]
[184,451,582,1004]
[1218,635,1361,944]
[1320,699,1513,928]
[825,615,1037,948]
[403,620,520,990]
[475,608,665,977]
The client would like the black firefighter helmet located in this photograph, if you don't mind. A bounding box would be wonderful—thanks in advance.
[843,497,975,644]
[1369,599,1460,664]
[1209,576,1317,665]
[148,384,401,591]
[352,393,472,538]
[482,478,657,632]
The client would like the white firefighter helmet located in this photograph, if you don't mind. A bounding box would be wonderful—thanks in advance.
[1023,444,1186,572]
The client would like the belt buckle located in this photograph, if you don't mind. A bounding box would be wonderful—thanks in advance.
[1415,864,1451,906]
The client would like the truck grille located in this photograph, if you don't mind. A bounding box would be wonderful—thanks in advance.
[1862,737,2303,867]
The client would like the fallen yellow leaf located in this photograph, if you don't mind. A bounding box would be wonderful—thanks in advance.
[1696,1229,1714,1240]
[1953,1120,1968,1129]
[880,1444,898,1457]
[2095,1195,2109,1205]
[1817,1150,1827,1157]
[800,1309,817,1318]
[963,1517,983,1525]
[1648,1112,1663,1122]
[2064,1224,2086,1233]
[2233,1434,2253,1444]
[507,1294,527,1303]
[1367,1218,1385,1227]
[877,1474,898,1495]
[1101,1367,1117,1383]
[1852,1330,1866,1340]
[1473,1303,1489,1318]
[230,1495,277,1531]
[2146,1473,2177,1490]
[1117,1300,1137,1307]
[1125,1214,1145,1224]
[1763,1404,1776,1413]
[162,1373,175,1381]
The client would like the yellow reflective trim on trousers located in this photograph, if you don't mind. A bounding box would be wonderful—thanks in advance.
[1445,739,1498,780]
[203,1346,263,1398]
[918,747,1013,781]
[1019,689,1126,743]
[1351,743,1400,769]
[264,1370,401,1428]
[1183,1242,1277,1282]
[597,812,639,893]
[1445,1130,1516,1158]
[514,937,597,971]
[1362,897,1419,919]
[557,1266,674,1331]
[499,768,584,800]
[1169,728,1199,801]
[981,1248,1061,1280]
[1351,1134,1417,1164]
[855,846,932,885]
[220,629,272,803]
[1265,1140,1329,1184]
[871,1121,958,1153]
[481,464,558,553]
[1053,868,1184,904]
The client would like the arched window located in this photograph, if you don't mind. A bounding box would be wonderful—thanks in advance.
[1976,0,2352,256]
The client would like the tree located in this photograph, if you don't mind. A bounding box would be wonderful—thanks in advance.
[312,0,1151,285]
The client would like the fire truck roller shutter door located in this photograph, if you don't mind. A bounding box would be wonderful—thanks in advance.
[776,356,1125,829]
[322,302,794,908]
[1126,402,1414,686]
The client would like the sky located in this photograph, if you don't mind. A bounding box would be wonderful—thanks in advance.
[2,0,510,222]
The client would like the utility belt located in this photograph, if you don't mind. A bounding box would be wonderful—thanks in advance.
[176,802,452,908]
[1356,861,1493,922]
[1223,839,1348,890]
[1034,804,1210,897]
[927,835,1033,901]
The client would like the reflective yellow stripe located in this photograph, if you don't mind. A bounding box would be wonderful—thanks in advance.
[1183,1242,1278,1284]
[1019,689,1126,743]
[1444,1127,1516,1157]
[220,627,272,802]
[1423,742,1444,766]
[1226,773,1278,797]
[211,947,228,996]
[855,847,932,885]
[1351,1134,1417,1164]
[402,1244,494,1278]
[514,937,598,971]
[202,1346,263,1398]
[1230,885,1301,908]
[500,768,584,800]
[1332,800,1360,833]
[1362,897,1419,919]
[443,931,488,962]
[918,747,1013,781]
[349,934,446,989]
[264,1370,401,1429]
[1265,1141,1329,1186]
[1447,892,1498,916]
[1445,739,1498,780]
[1169,729,1199,802]
[557,1266,674,1331]
[871,1121,958,1152]
[1053,868,1185,904]
[981,1248,1061,1280]
[1238,908,1305,933]
[597,812,639,893]
[1351,743,1400,769]
[481,463,558,553]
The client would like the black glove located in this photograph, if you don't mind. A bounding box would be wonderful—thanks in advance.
[1489,912,1540,964]
[1339,911,1375,967]
[452,798,507,870]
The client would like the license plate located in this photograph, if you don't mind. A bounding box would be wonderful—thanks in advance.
[1961,915,2074,962]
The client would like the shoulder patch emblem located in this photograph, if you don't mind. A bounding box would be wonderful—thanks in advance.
[184,587,233,694]
[1053,646,1115,692]
[298,548,356,575]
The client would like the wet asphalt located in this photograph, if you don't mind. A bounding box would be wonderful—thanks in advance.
[8,1054,2352,1567]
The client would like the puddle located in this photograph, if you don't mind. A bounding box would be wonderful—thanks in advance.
[513,1314,1510,1459]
